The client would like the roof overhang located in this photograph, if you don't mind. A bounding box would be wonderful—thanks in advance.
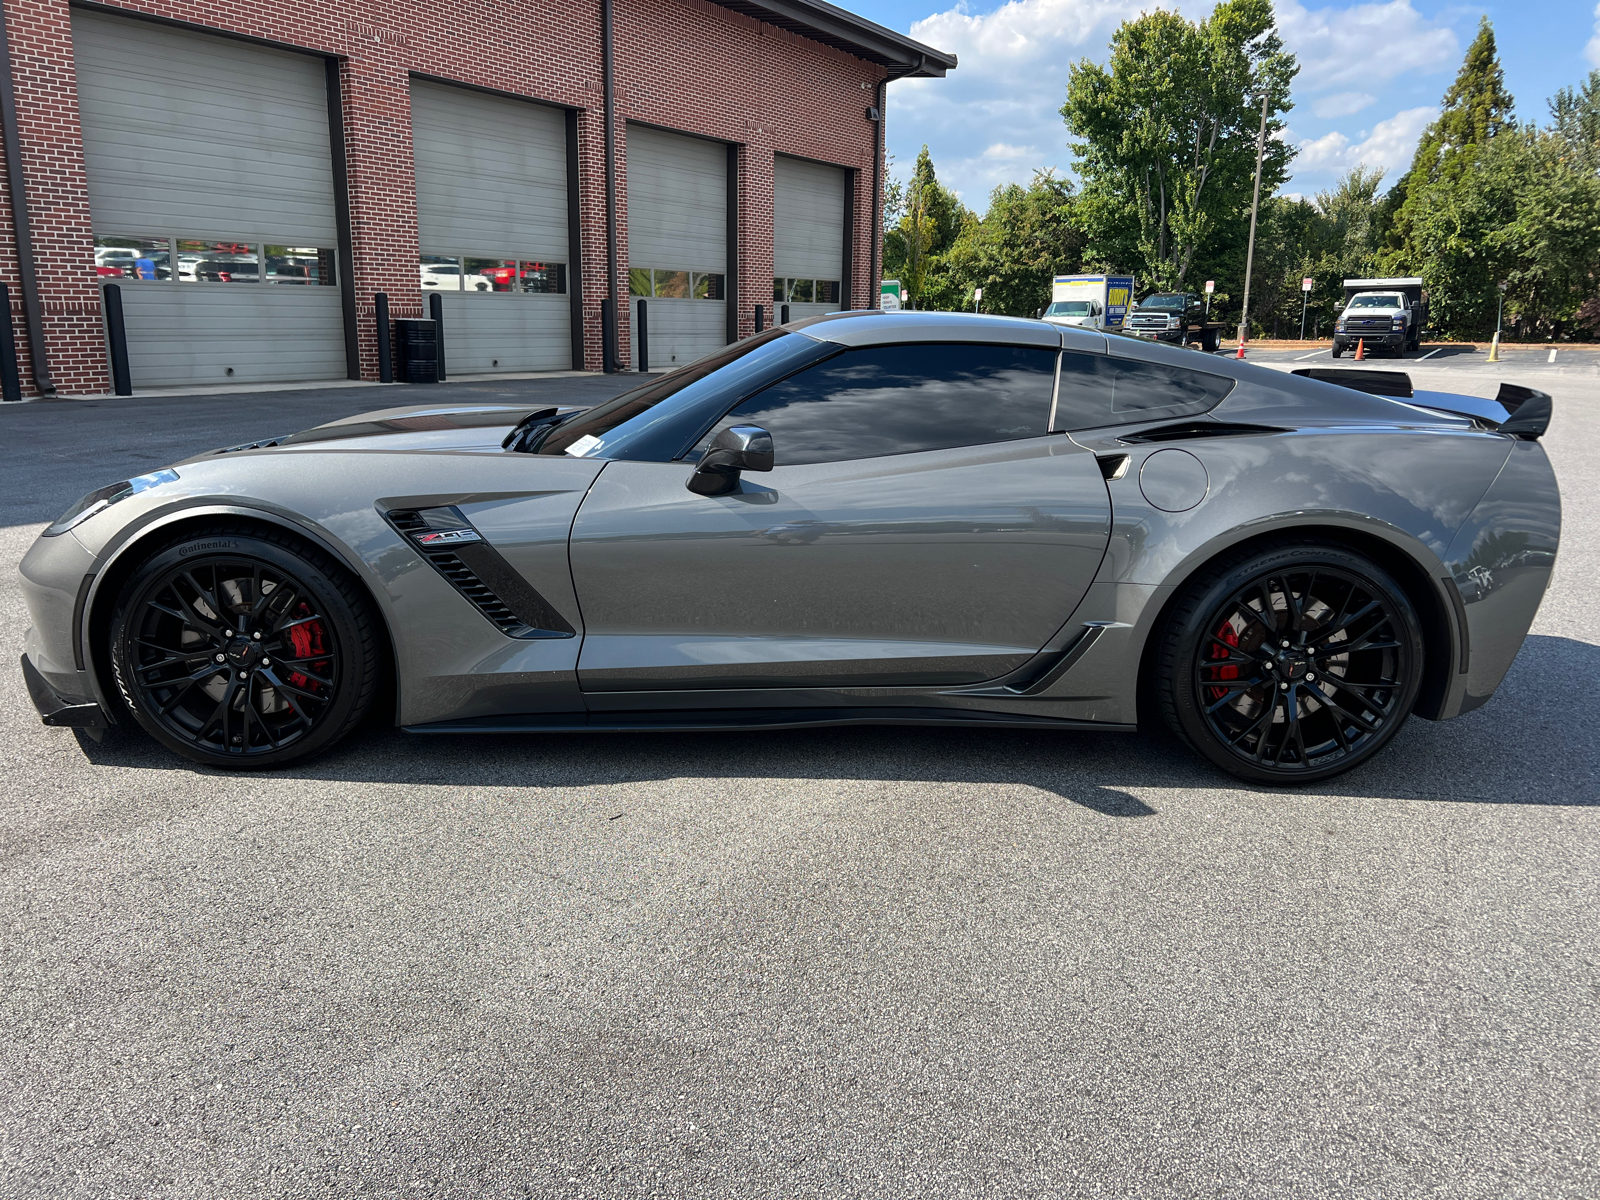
[706,0,957,77]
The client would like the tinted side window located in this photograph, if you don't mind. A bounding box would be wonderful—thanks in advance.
[1052,352,1234,431]
[701,342,1057,466]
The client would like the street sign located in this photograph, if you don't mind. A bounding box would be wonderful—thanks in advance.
[1204,280,1215,294]
[880,279,902,311]
[973,287,983,301]
[1301,277,1314,292]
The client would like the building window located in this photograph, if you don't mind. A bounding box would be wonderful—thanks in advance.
[179,240,258,283]
[96,236,335,285]
[265,246,336,285]
[520,262,566,294]
[422,255,566,294]
[772,278,842,306]
[631,268,725,300]
[95,236,171,281]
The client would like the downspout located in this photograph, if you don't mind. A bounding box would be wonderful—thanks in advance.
[601,0,619,371]
[0,1,53,396]
[871,57,922,310]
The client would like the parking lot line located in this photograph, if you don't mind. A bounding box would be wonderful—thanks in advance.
[1416,348,1443,361]
[1295,350,1325,360]
[1549,349,1558,363]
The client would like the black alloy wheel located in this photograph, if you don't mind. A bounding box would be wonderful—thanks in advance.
[110,528,379,768]
[1157,543,1424,785]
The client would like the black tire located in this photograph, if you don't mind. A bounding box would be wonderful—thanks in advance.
[1330,344,1342,358]
[1202,328,1220,353]
[1154,541,1424,785]
[109,524,379,769]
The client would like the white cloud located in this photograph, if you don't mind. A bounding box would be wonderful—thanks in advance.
[881,0,1458,205]
[1292,105,1436,174]
[1588,4,1600,68]
[1276,0,1457,91]
[888,0,1195,202]
[1312,91,1375,118]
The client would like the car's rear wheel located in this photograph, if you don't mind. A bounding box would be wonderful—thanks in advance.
[109,527,379,769]
[1155,542,1424,785]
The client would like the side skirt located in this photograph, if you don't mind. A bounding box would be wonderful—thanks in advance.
[403,706,1137,736]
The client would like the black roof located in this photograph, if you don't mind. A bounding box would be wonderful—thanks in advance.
[706,0,957,76]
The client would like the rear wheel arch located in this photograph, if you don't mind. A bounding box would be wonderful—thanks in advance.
[86,512,399,730]
[1136,524,1456,727]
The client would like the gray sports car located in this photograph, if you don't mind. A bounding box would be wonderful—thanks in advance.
[19,312,1560,784]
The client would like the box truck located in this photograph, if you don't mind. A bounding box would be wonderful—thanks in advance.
[1043,274,1135,330]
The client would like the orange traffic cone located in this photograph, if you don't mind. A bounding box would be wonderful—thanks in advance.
[1235,340,1246,360]
[1354,338,1366,360]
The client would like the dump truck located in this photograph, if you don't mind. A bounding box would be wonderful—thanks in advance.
[1333,277,1427,357]
[1125,292,1225,351]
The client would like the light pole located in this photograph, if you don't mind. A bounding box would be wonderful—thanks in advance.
[1237,87,1271,350]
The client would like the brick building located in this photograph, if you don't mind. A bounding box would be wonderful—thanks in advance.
[0,0,953,397]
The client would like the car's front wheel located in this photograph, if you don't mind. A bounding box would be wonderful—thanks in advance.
[109,526,380,769]
[1155,542,1425,785]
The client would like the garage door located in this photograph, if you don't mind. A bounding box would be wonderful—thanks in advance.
[411,81,573,375]
[773,155,847,322]
[73,10,347,388]
[627,125,727,369]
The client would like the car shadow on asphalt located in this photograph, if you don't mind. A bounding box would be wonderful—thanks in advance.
[72,634,1599,814]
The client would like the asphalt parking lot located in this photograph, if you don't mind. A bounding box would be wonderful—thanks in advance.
[2,362,1597,1198]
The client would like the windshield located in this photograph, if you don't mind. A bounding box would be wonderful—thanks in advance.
[1136,295,1187,311]
[1045,301,1093,317]
[536,327,816,459]
[1348,294,1404,308]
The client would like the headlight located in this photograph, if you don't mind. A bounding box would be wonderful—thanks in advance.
[44,469,178,536]
[1392,317,1405,331]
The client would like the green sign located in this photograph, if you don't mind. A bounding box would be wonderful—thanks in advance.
[880,279,902,311]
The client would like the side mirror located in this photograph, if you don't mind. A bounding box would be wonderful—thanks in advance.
[688,424,775,495]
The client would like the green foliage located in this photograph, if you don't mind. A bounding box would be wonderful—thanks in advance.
[882,156,1084,316]
[882,146,972,309]
[1061,0,1297,290]
[937,172,1086,316]
[1387,17,1516,265]
[882,12,1600,340]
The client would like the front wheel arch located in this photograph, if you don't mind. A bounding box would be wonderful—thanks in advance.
[1135,524,1456,729]
[86,512,398,732]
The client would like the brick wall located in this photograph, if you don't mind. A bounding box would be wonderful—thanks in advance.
[0,0,885,396]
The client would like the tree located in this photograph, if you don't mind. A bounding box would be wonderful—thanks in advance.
[882,146,970,308]
[1062,0,1297,290]
[1387,18,1516,264]
[937,172,1085,316]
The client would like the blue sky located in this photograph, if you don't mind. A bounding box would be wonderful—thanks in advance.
[849,0,1597,211]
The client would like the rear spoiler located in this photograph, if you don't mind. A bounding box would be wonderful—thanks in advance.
[1292,368,1551,440]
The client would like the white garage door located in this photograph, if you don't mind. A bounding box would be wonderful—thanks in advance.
[774,155,846,322]
[73,10,348,388]
[411,81,572,375]
[626,125,727,370]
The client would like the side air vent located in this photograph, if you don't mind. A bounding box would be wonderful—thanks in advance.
[216,435,288,453]
[1119,422,1285,444]
[383,506,575,640]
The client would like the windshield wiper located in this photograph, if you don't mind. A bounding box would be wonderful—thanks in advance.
[501,408,566,453]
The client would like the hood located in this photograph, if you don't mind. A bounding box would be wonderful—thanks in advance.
[201,402,585,458]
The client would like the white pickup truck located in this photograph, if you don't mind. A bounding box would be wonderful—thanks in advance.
[1332,277,1426,357]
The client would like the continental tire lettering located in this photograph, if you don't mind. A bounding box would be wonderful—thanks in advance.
[178,540,239,557]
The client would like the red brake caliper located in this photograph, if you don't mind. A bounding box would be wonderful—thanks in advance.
[286,603,328,695]
[1208,620,1240,702]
